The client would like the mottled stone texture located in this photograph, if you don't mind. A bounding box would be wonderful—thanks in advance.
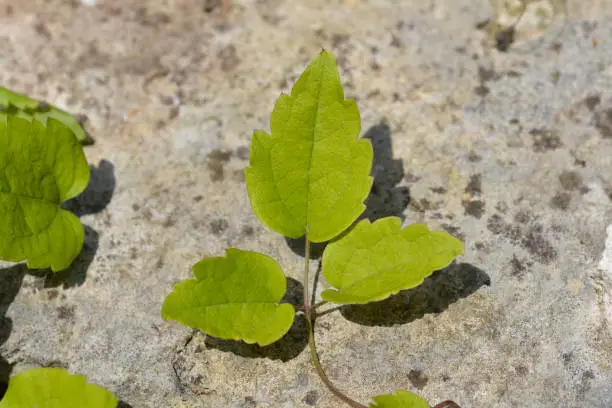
[1,1,611,407]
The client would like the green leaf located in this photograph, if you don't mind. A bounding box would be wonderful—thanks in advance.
[161,248,295,346]
[245,50,373,243]
[321,217,464,304]
[0,113,90,271]
[0,87,89,144]
[370,390,430,408]
[0,368,117,408]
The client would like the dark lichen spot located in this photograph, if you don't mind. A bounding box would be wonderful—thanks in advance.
[46,289,59,301]
[562,352,572,366]
[408,369,429,389]
[235,146,250,161]
[210,218,229,235]
[468,151,482,162]
[430,186,447,194]
[463,200,485,218]
[496,26,516,52]
[594,109,612,138]
[57,305,75,320]
[559,171,583,190]
[241,225,254,236]
[551,41,562,53]
[331,33,350,48]
[488,214,556,263]
[474,85,490,96]
[302,390,318,406]
[530,129,562,152]
[584,94,601,111]
[207,149,232,182]
[465,174,482,195]
[478,66,496,82]
[218,45,240,72]
[514,364,529,376]
[550,192,572,210]
[242,396,256,408]
[475,242,486,250]
[410,198,432,213]
[193,195,203,202]
[521,225,557,264]
[514,210,531,224]
[510,255,526,278]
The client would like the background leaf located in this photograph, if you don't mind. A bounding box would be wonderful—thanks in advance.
[0,367,117,408]
[370,390,430,408]
[161,248,295,346]
[0,114,90,271]
[245,50,373,242]
[321,217,464,304]
[0,87,89,143]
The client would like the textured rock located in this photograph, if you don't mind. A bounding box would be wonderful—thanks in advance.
[0,1,611,407]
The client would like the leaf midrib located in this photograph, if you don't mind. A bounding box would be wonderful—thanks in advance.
[304,59,326,233]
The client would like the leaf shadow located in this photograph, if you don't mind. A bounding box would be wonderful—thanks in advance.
[0,264,25,398]
[332,262,491,327]
[62,159,116,217]
[25,225,99,289]
[285,119,410,259]
[360,119,410,223]
[203,277,308,362]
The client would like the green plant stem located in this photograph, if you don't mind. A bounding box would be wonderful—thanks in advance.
[304,233,367,408]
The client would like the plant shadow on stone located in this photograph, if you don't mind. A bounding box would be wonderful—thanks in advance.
[203,277,307,362]
[285,119,410,259]
[338,262,491,326]
[0,159,116,395]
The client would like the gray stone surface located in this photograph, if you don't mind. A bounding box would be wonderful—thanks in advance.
[1,0,611,407]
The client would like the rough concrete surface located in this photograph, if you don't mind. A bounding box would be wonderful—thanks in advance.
[1,0,612,407]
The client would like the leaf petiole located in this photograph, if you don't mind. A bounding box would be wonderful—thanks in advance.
[304,233,367,408]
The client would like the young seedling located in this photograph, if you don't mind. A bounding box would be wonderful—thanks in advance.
[0,367,117,407]
[0,110,90,271]
[162,51,465,408]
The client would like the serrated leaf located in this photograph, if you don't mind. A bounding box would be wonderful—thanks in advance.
[370,390,430,408]
[0,87,88,143]
[321,217,464,304]
[245,50,373,243]
[161,248,295,346]
[0,114,90,272]
[0,368,117,408]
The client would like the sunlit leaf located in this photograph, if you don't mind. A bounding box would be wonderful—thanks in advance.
[161,248,295,346]
[370,390,430,408]
[245,50,373,242]
[0,113,90,271]
[321,217,464,304]
[0,368,117,408]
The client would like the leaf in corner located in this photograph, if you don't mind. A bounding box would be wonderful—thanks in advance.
[0,113,90,272]
[0,368,117,408]
[161,249,295,346]
[245,50,373,242]
[370,390,430,408]
[321,217,464,304]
